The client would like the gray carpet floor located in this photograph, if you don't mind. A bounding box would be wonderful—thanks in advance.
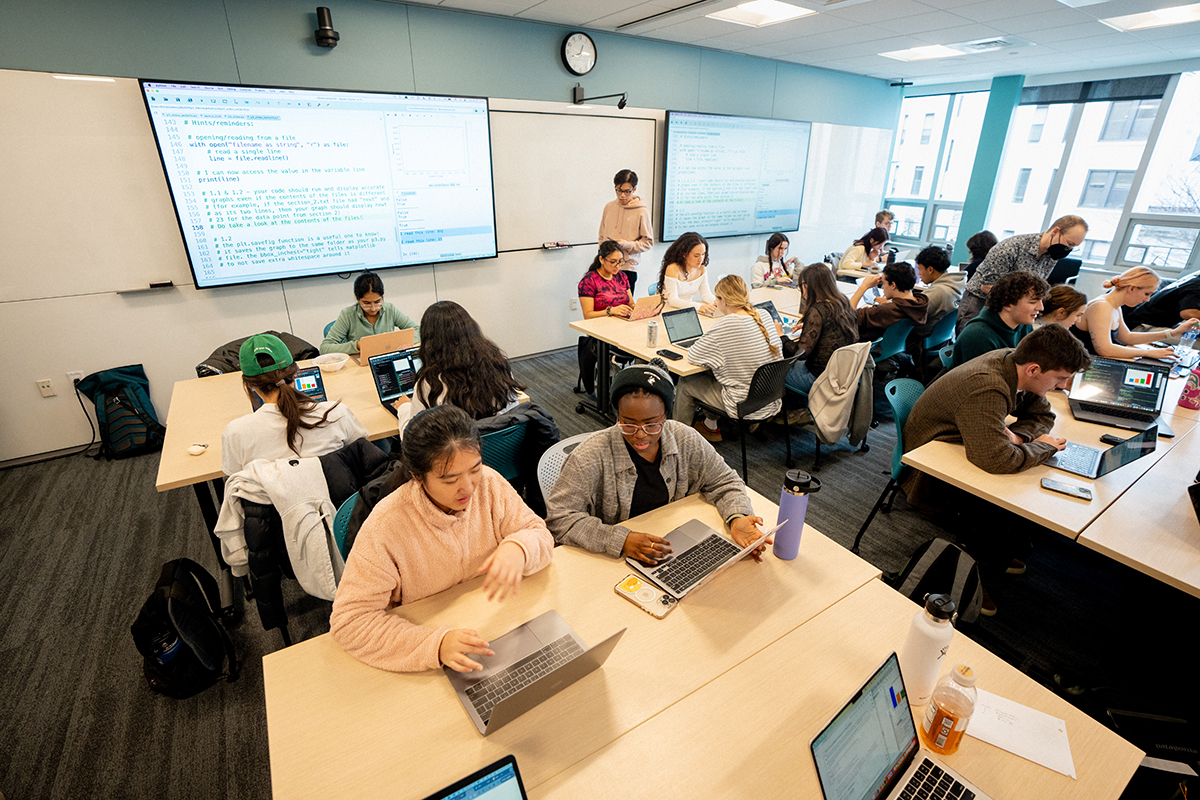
[1,347,1195,799]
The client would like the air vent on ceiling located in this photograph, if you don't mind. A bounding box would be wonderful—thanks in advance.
[956,35,1035,53]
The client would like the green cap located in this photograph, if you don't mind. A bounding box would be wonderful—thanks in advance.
[239,334,293,376]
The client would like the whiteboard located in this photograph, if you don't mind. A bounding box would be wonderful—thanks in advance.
[489,110,657,252]
[0,69,192,301]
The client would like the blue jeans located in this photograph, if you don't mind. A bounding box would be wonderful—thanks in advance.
[785,360,816,397]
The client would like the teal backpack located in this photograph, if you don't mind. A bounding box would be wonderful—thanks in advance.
[75,364,167,460]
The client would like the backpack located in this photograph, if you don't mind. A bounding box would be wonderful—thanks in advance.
[131,558,240,699]
[888,538,983,626]
[75,364,166,460]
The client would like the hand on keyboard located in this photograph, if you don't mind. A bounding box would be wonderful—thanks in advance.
[1034,434,1067,451]
[440,629,494,673]
[623,531,673,564]
[479,541,528,602]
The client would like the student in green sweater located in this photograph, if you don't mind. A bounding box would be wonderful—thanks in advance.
[319,271,420,355]
[951,272,1048,368]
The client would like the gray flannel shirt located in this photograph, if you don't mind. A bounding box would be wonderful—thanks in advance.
[964,233,1058,300]
[545,421,754,557]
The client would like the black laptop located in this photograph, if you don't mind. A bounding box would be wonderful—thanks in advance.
[368,347,421,415]
[1067,357,1170,433]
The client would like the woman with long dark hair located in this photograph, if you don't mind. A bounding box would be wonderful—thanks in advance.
[222,333,367,475]
[657,231,716,314]
[320,271,419,355]
[838,227,889,273]
[785,264,859,395]
[330,405,554,673]
[578,240,634,319]
[751,232,799,288]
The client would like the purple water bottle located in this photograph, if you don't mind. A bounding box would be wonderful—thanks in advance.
[773,470,821,560]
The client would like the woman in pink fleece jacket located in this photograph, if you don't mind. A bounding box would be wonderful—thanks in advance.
[330,405,554,673]
[598,169,654,294]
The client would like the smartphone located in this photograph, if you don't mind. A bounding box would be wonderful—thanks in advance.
[614,574,678,619]
[1040,477,1092,501]
[1099,433,1124,446]
[656,349,683,361]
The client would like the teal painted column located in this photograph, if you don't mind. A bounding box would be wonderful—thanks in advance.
[954,75,1025,263]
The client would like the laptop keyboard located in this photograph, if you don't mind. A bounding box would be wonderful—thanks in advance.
[1076,401,1155,422]
[1054,443,1096,473]
[652,534,739,593]
[465,635,583,723]
[672,336,702,348]
[900,758,974,800]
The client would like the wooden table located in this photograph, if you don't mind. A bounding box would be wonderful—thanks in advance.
[262,491,882,800]
[533,579,1142,799]
[1079,425,1200,598]
[901,389,1198,539]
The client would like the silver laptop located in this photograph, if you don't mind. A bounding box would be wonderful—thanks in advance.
[445,610,625,736]
[1046,425,1157,479]
[811,652,995,800]
[626,518,770,601]
[1067,357,1170,432]
[661,307,705,349]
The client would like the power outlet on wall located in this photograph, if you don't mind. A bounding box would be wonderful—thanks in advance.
[67,371,84,386]
[569,298,579,310]
[37,379,56,398]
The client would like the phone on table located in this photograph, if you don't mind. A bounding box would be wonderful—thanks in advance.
[615,574,678,619]
[1040,477,1092,501]
[656,349,683,361]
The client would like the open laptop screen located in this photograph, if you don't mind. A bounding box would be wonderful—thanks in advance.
[811,653,919,800]
[369,348,421,403]
[662,308,703,344]
[419,755,527,800]
[1070,357,1168,413]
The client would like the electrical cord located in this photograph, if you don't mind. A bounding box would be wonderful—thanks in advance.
[72,378,101,459]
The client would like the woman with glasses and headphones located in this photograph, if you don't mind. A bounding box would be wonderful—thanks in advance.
[545,362,768,565]
[319,270,420,355]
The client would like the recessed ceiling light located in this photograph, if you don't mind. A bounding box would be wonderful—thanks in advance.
[1100,3,1200,31]
[880,45,963,62]
[706,0,815,28]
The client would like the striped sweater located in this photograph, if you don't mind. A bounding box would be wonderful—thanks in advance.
[686,310,783,418]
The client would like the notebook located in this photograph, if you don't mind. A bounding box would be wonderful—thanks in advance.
[445,609,625,736]
[248,366,326,411]
[1045,425,1157,479]
[1067,357,1170,432]
[418,755,528,800]
[811,652,995,800]
[625,518,770,601]
[353,327,416,365]
[626,295,665,321]
[368,347,422,412]
[661,307,705,349]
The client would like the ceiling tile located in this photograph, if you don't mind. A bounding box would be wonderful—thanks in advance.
[823,0,944,24]
[883,10,984,34]
[584,3,676,29]
[908,22,1007,45]
[952,0,1066,23]
[999,6,1105,32]
[702,12,858,46]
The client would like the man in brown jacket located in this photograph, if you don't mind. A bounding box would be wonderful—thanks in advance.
[900,325,1090,614]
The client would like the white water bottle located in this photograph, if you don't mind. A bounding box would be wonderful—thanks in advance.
[899,593,957,706]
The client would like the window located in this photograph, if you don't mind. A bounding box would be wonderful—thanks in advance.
[1080,170,1135,208]
[1013,168,1032,203]
[932,207,962,243]
[934,92,988,203]
[1029,105,1049,143]
[1122,224,1200,268]
[920,113,934,145]
[1134,72,1200,217]
[1101,99,1160,141]
[886,204,926,239]
[900,115,907,146]
[1044,168,1058,204]
[1081,239,1111,262]
[987,104,1071,237]
[911,166,924,196]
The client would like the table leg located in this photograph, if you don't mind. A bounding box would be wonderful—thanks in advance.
[192,478,241,620]
[575,338,614,422]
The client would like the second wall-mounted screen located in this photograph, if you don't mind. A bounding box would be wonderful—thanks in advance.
[141,80,497,288]
[662,111,811,242]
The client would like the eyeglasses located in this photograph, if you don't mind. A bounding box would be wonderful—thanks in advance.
[603,257,625,268]
[615,188,634,196]
[617,421,664,436]
[359,300,384,309]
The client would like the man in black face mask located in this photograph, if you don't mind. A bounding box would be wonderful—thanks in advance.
[956,215,1088,334]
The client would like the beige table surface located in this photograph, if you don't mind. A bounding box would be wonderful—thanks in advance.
[901,388,1198,539]
[533,578,1143,800]
[1079,424,1200,598]
[262,490,881,800]
[569,315,713,375]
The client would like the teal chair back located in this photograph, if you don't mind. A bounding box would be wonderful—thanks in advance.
[332,493,356,560]
[873,319,915,363]
[647,282,658,296]
[922,312,956,350]
[480,422,528,482]
[938,345,954,369]
[884,378,925,481]
[323,321,335,337]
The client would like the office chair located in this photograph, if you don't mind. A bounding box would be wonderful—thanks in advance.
[323,321,335,337]
[850,378,924,554]
[536,432,596,502]
[480,422,529,483]
[918,313,956,383]
[332,494,356,561]
[871,319,916,364]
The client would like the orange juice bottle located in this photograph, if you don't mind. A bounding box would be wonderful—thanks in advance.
[921,663,977,755]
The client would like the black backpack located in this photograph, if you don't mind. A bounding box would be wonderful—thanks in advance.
[889,538,983,625]
[75,364,166,460]
[131,559,240,699]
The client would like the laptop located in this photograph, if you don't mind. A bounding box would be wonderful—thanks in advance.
[445,609,625,736]
[368,347,422,413]
[353,327,416,365]
[1046,425,1157,479]
[626,294,665,321]
[626,518,771,601]
[661,307,705,349]
[811,652,995,800]
[248,365,326,410]
[1067,357,1170,432]
[419,755,528,800]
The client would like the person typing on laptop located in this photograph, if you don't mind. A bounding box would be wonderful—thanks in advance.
[545,362,767,564]
[319,270,420,355]
[330,406,554,673]
[1070,266,1198,358]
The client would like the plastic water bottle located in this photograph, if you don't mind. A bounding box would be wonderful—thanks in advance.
[1180,325,1199,353]
[921,664,977,755]
[773,470,821,560]
[899,594,957,706]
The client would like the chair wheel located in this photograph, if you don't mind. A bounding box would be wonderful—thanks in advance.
[859,443,870,454]
[576,403,586,414]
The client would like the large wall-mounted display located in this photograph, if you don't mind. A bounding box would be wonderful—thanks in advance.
[141,80,497,288]
[662,111,811,241]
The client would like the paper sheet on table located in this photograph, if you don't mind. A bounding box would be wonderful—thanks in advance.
[968,689,1076,779]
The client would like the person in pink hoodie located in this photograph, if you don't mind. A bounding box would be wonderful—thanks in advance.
[598,168,654,295]
[330,405,554,673]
